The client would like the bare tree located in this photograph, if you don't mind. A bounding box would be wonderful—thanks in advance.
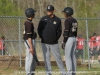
[11,0,13,3]
[32,0,35,8]
[72,0,75,17]
[37,0,45,17]
[85,0,87,18]
[65,0,67,7]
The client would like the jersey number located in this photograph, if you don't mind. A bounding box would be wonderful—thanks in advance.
[72,22,78,32]
[79,41,84,45]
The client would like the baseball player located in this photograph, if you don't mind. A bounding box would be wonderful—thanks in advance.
[90,33,97,63]
[38,5,66,75]
[95,35,100,63]
[76,35,84,60]
[23,8,37,75]
[89,36,93,58]
[62,7,78,75]
[0,36,5,55]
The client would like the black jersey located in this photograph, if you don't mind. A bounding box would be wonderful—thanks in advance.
[23,19,36,40]
[63,17,78,43]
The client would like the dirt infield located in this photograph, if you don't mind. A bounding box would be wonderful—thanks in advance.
[0,56,88,69]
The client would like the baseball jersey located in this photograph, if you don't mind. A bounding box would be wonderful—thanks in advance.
[77,38,84,50]
[89,39,93,49]
[96,36,100,46]
[23,19,35,40]
[91,36,96,47]
[0,39,5,50]
[63,17,78,43]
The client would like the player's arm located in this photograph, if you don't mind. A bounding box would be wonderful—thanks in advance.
[26,24,34,54]
[63,20,70,43]
[57,19,62,40]
[62,20,70,49]
[28,38,34,54]
[75,21,78,37]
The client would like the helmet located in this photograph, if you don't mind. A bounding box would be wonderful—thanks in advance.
[25,8,36,18]
[62,7,73,16]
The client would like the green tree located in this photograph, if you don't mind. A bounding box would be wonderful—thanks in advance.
[0,0,23,16]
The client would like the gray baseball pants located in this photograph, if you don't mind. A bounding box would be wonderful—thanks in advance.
[65,37,76,75]
[42,43,66,75]
[24,40,37,75]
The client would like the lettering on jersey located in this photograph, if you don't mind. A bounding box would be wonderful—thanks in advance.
[79,41,84,45]
[53,21,57,24]
[45,19,47,20]
[72,22,77,32]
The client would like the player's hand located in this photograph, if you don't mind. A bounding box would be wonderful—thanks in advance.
[62,42,65,49]
[30,47,34,55]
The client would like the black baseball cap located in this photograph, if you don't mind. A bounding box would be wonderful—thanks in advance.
[46,5,54,11]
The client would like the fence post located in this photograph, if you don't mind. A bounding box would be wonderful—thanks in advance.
[18,17,22,68]
[83,41,85,63]
[86,19,90,69]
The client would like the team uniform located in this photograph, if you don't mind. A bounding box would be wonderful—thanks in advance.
[38,5,66,75]
[76,38,84,59]
[62,6,78,75]
[23,8,37,75]
[63,17,78,75]
[90,36,96,56]
[89,38,93,58]
[96,36,100,55]
[0,38,5,55]
[23,19,37,75]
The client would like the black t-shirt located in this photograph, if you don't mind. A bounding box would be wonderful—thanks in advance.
[23,20,35,40]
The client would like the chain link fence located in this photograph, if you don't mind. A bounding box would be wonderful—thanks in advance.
[0,16,100,74]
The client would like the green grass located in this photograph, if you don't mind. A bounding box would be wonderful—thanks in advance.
[0,66,100,75]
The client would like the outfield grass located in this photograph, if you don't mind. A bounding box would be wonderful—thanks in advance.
[0,66,100,75]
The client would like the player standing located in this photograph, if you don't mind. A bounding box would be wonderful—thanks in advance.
[90,33,97,63]
[38,5,66,75]
[23,8,37,75]
[95,35,100,63]
[89,36,93,58]
[0,36,5,55]
[76,35,84,60]
[62,7,78,75]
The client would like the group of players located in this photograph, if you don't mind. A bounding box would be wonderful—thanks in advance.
[23,5,78,75]
[89,33,100,63]
[76,33,100,63]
